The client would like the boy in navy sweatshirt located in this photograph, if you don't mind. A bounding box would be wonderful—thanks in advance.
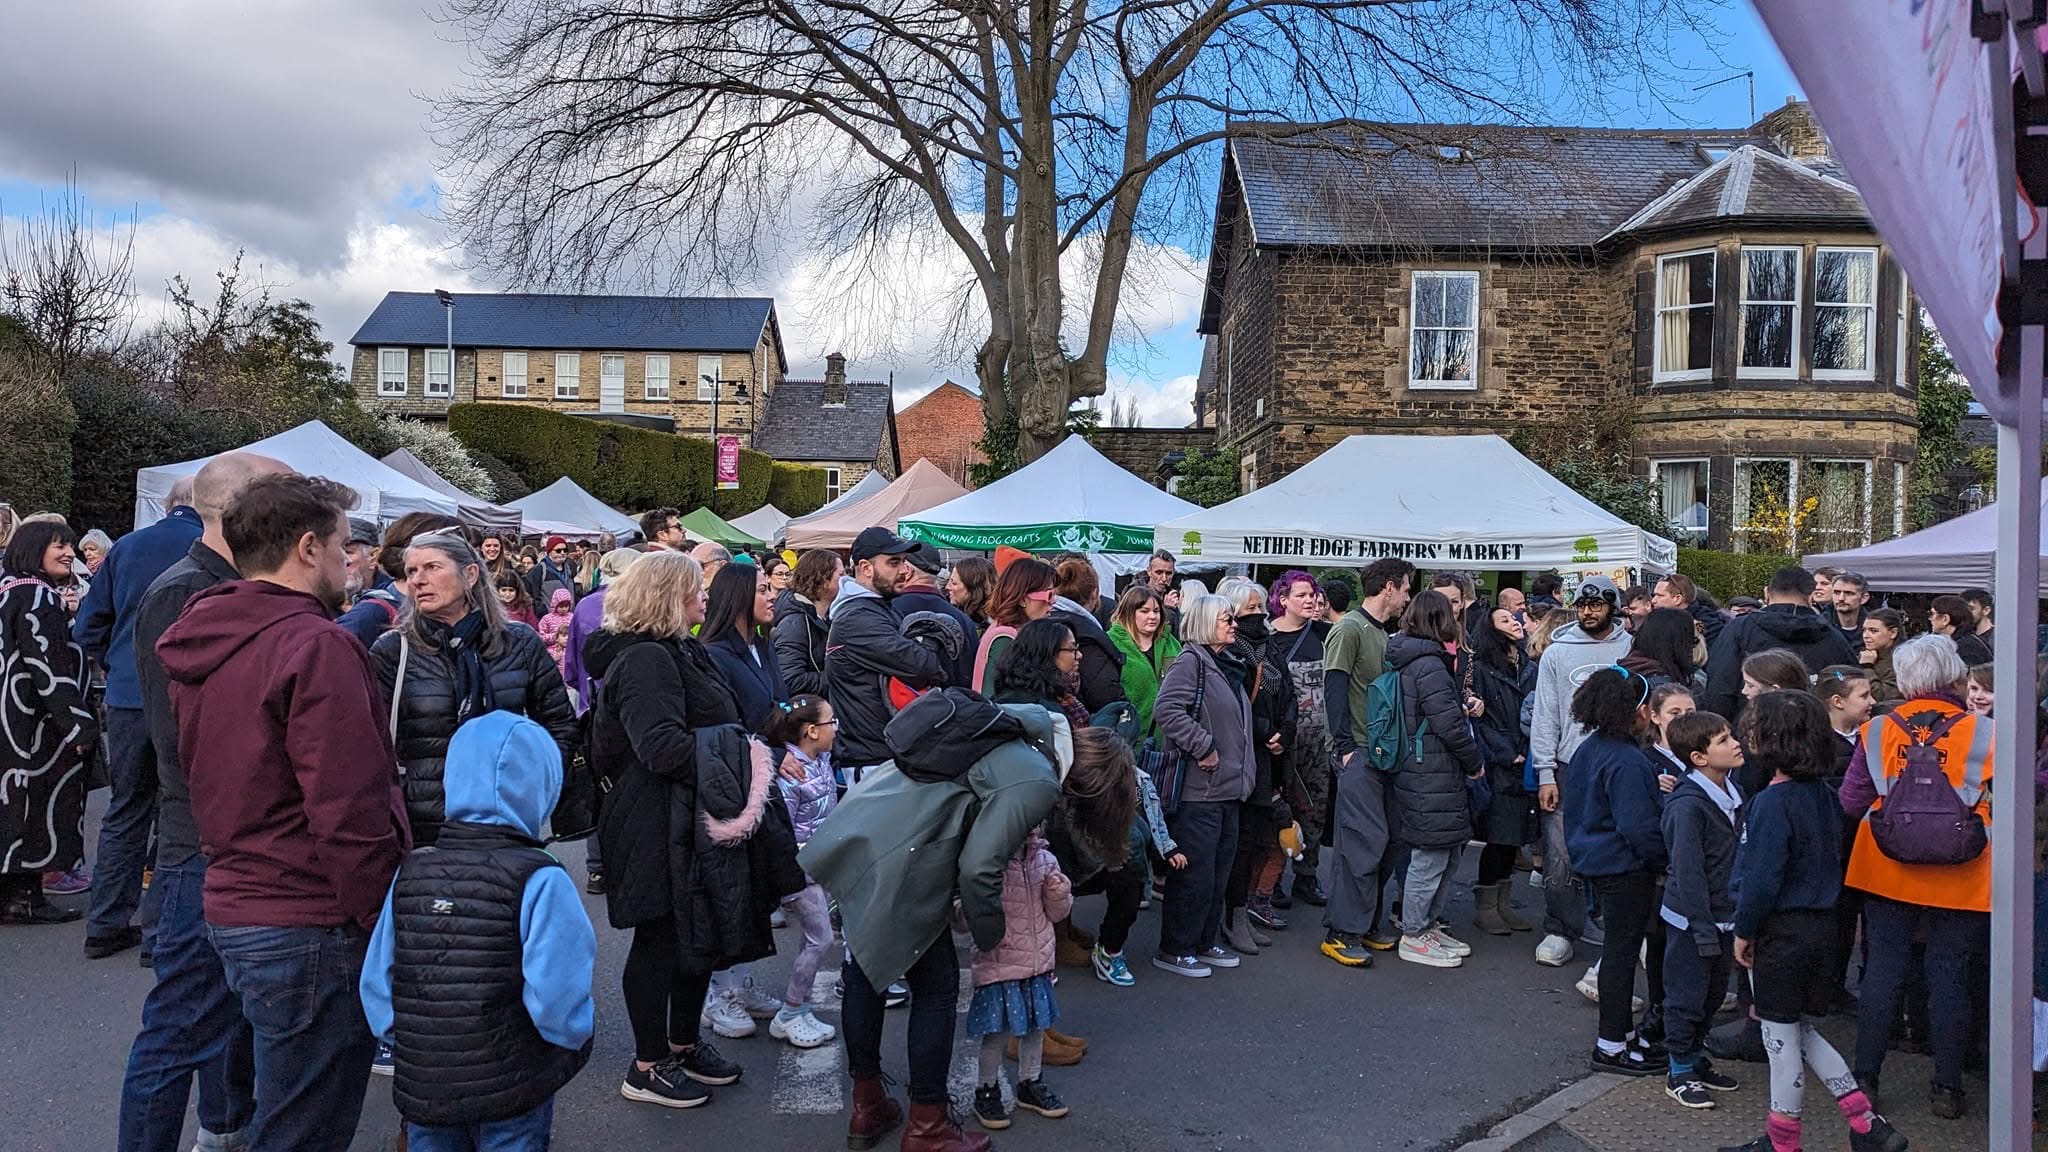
[360,712,597,1150]
[1658,710,1744,1109]
[1722,691,1905,1152]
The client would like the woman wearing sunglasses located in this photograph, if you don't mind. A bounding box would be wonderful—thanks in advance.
[972,558,1057,696]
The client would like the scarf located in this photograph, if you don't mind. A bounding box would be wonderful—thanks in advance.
[424,611,493,724]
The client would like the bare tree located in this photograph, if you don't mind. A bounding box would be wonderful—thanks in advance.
[436,0,1715,462]
[1109,391,1143,428]
[1,178,136,379]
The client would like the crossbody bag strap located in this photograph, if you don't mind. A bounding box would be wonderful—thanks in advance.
[389,632,409,762]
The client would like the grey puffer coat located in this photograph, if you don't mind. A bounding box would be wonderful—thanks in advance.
[1385,634,1483,850]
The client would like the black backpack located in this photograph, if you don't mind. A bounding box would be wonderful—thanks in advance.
[884,687,1031,784]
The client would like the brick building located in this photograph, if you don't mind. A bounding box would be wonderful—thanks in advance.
[895,380,987,487]
[1197,100,1916,552]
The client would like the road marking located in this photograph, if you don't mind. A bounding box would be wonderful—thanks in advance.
[770,1042,845,1115]
[958,967,974,1014]
[810,970,839,1009]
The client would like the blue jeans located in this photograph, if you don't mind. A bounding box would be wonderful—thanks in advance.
[118,856,254,1152]
[406,1098,555,1152]
[89,707,159,940]
[210,923,377,1152]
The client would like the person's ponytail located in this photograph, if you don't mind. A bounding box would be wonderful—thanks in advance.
[760,694,830,747]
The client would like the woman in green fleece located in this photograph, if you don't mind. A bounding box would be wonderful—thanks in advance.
[1108,585,1181,736]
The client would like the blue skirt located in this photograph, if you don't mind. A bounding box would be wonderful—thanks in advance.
[964,974,1060,1038]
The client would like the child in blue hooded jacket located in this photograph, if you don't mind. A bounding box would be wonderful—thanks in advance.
[360,711,597,1151]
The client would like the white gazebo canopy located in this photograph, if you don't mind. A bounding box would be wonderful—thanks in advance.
[379,448,523,536]
[1154,434,1676,575]
[729,503,790,545]
[507,477,639,541]
[900,434,1197,555]
[134,420,464,530]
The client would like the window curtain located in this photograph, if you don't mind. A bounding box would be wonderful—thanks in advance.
[1659,462,1705,530]
[1659,259,1692,375]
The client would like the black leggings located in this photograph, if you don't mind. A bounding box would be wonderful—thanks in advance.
[1590,871,1665,1044]
[622,920,713,1064]
[1073,864,1143,955]
[1476,843,1519,887]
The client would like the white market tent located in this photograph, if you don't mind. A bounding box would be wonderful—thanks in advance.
[786,468,890,530]
[729,503,790,545]
[1806,481,2048,595]
[900,434,1198,558]
[786,459,969,552]
[380,448,523,536]
[134,420,465,530]
[1153,435,1677,575]
[507,477,639,541]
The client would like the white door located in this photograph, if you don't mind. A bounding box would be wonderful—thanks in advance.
[599,355,625,413]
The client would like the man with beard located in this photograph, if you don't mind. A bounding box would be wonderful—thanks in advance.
[156,473,409,1152]
[825,527,949,785]
[1702,566,1857,722]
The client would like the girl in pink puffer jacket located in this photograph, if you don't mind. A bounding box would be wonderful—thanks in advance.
[964,831,1073,1131]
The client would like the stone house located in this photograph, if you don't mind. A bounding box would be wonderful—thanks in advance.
[1197,100,1916,553]
[347,292,788,441]
[895,380,987,487]
[751,353,900,501]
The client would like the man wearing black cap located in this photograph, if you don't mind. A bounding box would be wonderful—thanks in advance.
[890,543,979,686]
[1701,564,1857,721]
[827,528,951,783]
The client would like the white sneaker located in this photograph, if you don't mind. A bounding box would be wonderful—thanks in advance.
[736,980,783,1019]
[1535,933,1574,967]
[769,1008,836,1049]
[1398,932,1463,968]
[1432,927,1472,958]
[1578,961,1602,1003]
[701,989,757,1038]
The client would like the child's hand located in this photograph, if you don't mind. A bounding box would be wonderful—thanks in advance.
[1732,936,1754,969]
[1168,853,1188,870]
[1658,773,1677,793]
[779,752,807,781]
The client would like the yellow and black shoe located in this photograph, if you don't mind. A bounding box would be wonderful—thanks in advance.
[1320,933,1373,968]
[1362,928,1401,951]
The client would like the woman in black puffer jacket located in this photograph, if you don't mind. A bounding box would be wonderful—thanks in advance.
[372,531,578,847]
[772,550,838,698]
[1385,589,1484,968]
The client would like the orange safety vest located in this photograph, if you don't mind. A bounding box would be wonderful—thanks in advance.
[1842,700,1995,913]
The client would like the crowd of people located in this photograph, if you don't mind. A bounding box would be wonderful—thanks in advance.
[0,466,2031,1151]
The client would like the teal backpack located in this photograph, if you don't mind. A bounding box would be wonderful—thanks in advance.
[1364,666,1428,772]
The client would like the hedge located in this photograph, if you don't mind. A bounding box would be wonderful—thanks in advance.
[0,347,75,517]
[1675,547,1802,604]
[769,461,828,517]
[446,403,781,519]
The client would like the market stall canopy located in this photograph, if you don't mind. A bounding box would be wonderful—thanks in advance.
[507,477,639,541]
[786,459,969,552]
[1154,434,1677,575]
[900,435,1198,554]
[788,468,891,528]
[681,506,765,550]
[134,420,464,530]
[1806,481,2048,595]
[728,503,789,545]
[379,448,523,536]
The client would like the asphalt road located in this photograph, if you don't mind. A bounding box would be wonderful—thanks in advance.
[2,806,1610,1152]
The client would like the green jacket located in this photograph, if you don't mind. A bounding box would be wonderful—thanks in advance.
[1108,622,1181,737]
[797,705,1067,989]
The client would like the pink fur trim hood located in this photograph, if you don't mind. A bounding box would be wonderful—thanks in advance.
[702,736,776,845]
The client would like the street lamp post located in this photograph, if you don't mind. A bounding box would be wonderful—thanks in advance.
[699,374,751,440]
[434,289,455,398]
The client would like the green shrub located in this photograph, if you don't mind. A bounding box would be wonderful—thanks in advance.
[66,368,247,534]
[470,449,531,501]
[0,346,75,517]
[447,402,775,516]
[1675,547,1800,604]
[768,461,828,516]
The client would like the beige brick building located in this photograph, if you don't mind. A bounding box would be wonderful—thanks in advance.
[1197,100,1916,553]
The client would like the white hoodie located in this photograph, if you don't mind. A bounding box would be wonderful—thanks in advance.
[1529,621,1635,787]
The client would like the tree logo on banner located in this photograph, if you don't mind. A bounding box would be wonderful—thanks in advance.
[1572,536,1601,564]
[1181,529,1204,557]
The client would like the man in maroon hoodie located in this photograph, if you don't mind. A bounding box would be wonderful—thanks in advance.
[157,473,408,1152]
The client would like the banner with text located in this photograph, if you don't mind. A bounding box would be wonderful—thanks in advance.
[898,519,1156,555]
[716,435,741,490]
[1158,525,1674,574]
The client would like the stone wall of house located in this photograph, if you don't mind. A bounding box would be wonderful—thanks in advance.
[1085,427,1216,488]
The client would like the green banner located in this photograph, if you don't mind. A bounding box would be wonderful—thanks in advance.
[898,520,1156,554]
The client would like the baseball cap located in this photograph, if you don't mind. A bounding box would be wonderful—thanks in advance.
[906,542,945,574]
[1573,574,1620,606]
[850,526,919,564]
[346,518,380,546]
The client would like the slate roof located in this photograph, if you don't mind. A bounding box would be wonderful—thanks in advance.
[348,293,781,363]
[1603,145,1866,239]
[754,379,898,466]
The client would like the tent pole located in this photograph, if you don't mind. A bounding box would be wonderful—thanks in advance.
[1990,324,2041,1152]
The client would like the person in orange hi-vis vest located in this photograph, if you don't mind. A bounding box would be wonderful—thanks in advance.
[1837,634,1992,1122]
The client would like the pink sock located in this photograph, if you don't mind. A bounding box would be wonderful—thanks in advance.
[1767,1113,1802,1152]
[1836,1091,1875,1133]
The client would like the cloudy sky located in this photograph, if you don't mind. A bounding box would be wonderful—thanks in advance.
[0,1,1790,426]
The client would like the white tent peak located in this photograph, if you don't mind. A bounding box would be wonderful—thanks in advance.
[790,468,890,526]
[134,420,463,531]
[785,458,969,551]
[379,448,522,535]
[901,434,1197,551]
[507,477,639,540]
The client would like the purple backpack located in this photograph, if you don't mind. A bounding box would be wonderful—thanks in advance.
[1861,711,1990,867]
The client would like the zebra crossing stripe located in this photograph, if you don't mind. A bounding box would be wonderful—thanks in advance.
[770,1042,845,1115]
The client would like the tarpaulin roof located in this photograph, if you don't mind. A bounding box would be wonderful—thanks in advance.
[785,458,968,551]
[901,435,1196,554]
[134,420,463,531]
[379,448,523,535]
[507,477,639,540]
[680,506,765,550]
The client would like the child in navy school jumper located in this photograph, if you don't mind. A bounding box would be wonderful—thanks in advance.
[1723,690,1905,1152]
[1658,710,1744,1109]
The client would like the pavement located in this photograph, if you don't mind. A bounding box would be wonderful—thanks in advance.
[2,812,1615,1152]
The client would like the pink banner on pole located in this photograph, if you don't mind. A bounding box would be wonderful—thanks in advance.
[716,435,740,490]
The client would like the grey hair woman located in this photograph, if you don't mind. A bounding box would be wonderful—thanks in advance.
[370,528,579,846]
[1891,633,1969,701]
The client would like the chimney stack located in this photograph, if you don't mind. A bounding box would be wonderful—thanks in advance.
[823,352,848,406]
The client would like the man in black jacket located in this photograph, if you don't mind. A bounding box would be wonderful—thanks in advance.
[1702,566,1857,721]
[826,528,949,782]
[890,544,979,687]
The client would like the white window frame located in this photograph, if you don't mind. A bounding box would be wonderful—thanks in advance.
[1407,270,1480,391]
[697,355,723,401]
[425,348,452,398]
[1804,457,1875,549]
[824,467,842,502]
[1738,245,1801,380]
[554,353,580,400]
[644,354,671,401]
[1894,269,1911,387]
[1650,458,1711,537]
[1812,247,1878,380]
[501,351,527,398]
[1652,250,1716,382]
[378,347,408,396]
[1732,456,1797,552]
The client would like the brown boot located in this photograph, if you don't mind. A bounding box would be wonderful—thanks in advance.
[1494,881,1534,933]
[847,1076,903,1151]
[901,1100,993,1152]
[1007,1030,1085,1066]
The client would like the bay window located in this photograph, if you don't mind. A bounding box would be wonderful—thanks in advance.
[1653,251,1715,380]
[1739,247,1799,377]
[1813,248,1876,377]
